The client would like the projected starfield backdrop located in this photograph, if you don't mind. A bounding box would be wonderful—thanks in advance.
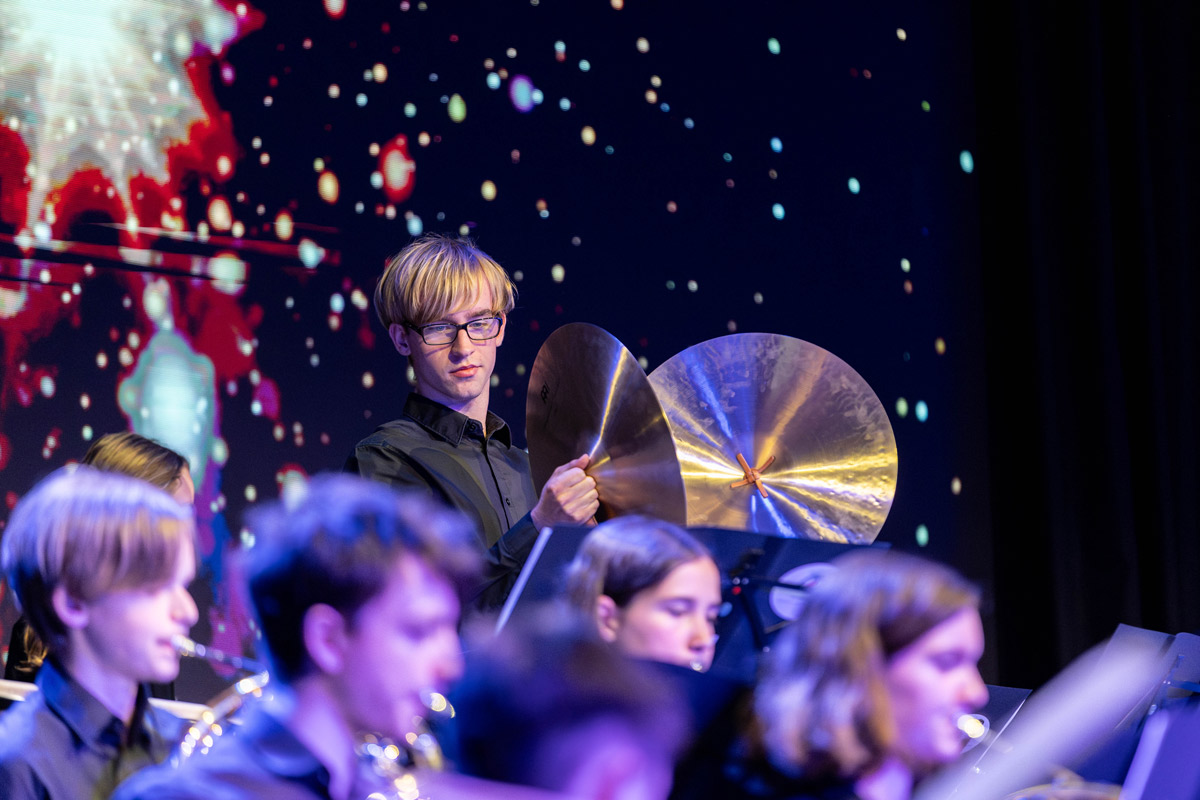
[0,0,983,698]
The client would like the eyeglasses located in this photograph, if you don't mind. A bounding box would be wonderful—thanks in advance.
[407,316,503,345]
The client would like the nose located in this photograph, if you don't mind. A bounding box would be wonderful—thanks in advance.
[435,630,465,686]
[688,614,715,651]
[449,327,473,355]
[174,585,200,629]
[962,667,989,711]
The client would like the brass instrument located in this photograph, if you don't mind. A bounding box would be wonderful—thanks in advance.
[526,327,898,541]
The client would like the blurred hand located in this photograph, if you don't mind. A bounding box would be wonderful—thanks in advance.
[530,454,599,529]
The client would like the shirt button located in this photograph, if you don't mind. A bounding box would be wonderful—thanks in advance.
[505,497,511,506]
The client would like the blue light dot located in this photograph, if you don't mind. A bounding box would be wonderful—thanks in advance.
[355,93,368,107]
[767,38,781,55]
[960,150,975,173]
[559,97,571,110]
[604,145,614,154]
[666,280,676,290]
[895,397,909,418]
[848,177,861,194]
[915,400,929,422]
[915,524,930,547]
[579,59,591,72]
[509,76,535,112]
[660,102,670,112]
[722,152,733,162]
[554,41,566,54]
[770,137,783,153]
[486,73,501,90]
[683,118,694,129]
[771,203,785,220]
[532,89,544,105]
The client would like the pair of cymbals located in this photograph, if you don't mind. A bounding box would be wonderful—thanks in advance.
[526,324,897,543]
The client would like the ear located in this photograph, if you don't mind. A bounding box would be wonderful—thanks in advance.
[302,603,350,675]
[494,313,506,347]
[595,594,622,643]
[51,585,90,631]
[388,323,412,356]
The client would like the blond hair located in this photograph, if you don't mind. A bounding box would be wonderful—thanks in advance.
[1,467,195,653]
[374,233,516,329]
[82,431,189,492]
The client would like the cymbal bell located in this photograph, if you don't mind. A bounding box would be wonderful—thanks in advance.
[526,323,687,525]
[648,333,897,542]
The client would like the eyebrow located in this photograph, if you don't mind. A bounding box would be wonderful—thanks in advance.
[429,309,495,324]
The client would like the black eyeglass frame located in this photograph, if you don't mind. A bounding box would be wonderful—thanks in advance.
[405,315,504,345]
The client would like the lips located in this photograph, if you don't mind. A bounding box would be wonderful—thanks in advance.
[451,366,479,377]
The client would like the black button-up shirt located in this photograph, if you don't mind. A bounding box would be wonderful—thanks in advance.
[0,658,183,800]
[110,706,393,800]
[346,392,540,609]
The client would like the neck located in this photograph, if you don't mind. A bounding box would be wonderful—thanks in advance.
[854,756,915,800]
[418,388,489,425]
[60,650,139,726]
[274,680,359,800]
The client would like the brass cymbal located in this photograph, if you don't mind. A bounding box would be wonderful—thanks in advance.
[647,333,896,542]
[526,323,687,524]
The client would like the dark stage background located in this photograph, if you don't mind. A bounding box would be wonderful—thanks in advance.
[0,0,1193,698]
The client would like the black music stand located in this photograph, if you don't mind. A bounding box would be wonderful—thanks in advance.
[1073,625,1200,783]
[497,524,881,682]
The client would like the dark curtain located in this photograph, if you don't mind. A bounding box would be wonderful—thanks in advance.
[973,0,1199,688]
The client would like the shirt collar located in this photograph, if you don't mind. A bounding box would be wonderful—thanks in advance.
[37,658,153,755]
[403,392,513,448]
[241,707,333,786]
